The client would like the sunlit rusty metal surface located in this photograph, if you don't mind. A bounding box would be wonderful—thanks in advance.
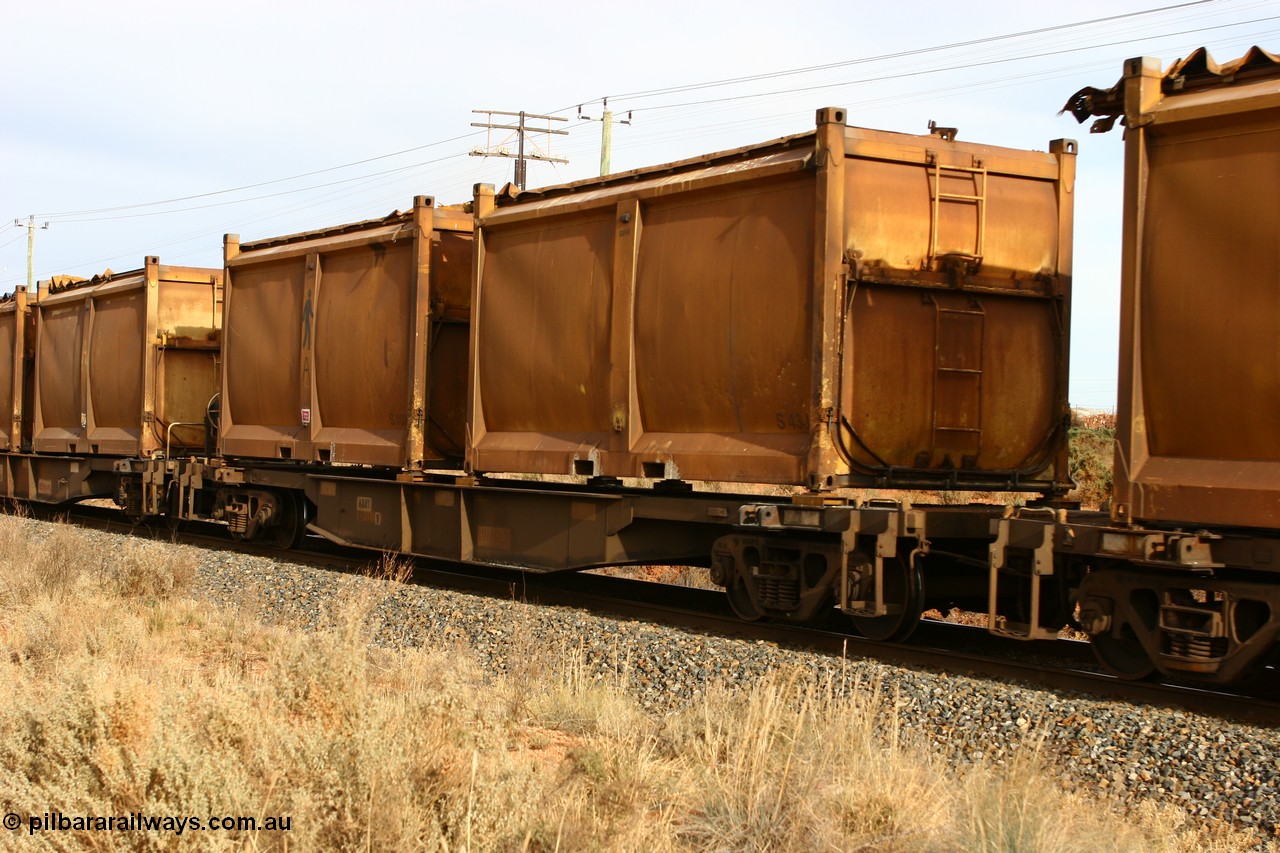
[30,258,222,457]
[1063,46,1280,133]
[470,109,1075,492]
[220,196,472,468]
[0,288,34,452]
[1068,48,1280,529]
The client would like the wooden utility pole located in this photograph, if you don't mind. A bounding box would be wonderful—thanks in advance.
[578,100,631,176]
[469,110,569,190]
[12,216,49,290]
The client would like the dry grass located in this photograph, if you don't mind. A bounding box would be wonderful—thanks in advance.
[1067,410,1117,510]
[0,514,1262,852]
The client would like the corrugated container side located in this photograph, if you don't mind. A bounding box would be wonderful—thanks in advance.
[470,109,1074,491]
[1094,49,1280,528]
[219,196,472,468]
[32,258,222,457]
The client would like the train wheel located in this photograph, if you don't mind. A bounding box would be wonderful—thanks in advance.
[1091,625,1155,680]
[726,576,764,622]
[272,492,308,550]
[852,556,924,642]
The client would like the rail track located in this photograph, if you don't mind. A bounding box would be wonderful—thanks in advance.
[59,504,1280,728]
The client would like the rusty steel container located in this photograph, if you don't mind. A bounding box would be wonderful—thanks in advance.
[219,196,472,468]
[469,109,1076,491]
[32,258,222,457]
[0,287,35,452]
[1067,48,1280,529]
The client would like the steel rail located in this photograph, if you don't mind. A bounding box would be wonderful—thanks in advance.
[57,505,1280,728]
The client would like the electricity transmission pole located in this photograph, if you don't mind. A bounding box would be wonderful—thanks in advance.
[12,216,49,290]
[577,100,631,176]
[469,110,569,190]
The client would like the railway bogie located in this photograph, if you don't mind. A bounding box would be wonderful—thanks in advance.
[1077,564,1280,683]
[115,456,317,549]
[1064,520,1280,682]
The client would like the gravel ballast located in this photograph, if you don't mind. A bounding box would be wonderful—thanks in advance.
[34,519,1280,842]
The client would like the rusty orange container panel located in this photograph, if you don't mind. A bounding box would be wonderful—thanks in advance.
[469,109,1075,491]
[31,258,222,457]
[0,287,35,452]
[219,196,472,468]
[1067,48,1280,529]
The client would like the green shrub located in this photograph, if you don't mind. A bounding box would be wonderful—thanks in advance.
[1068,424,1115,510]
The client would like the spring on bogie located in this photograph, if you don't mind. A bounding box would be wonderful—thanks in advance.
[1167,635,1228,660]
[226,513,250,536]
[758,577,800,611]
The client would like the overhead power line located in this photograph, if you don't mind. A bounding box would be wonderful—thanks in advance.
[33,131,482,220]
[552,0,1227,113]
[5,0,1254,234]
[49,152,468,224]
[623,14,1280,115]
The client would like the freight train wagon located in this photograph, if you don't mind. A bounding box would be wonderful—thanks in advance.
[181,199,474,546]
[0,259,222,509]
[1046,46,1280,682]
[41,63,1280,684]
[120,110,1078,648]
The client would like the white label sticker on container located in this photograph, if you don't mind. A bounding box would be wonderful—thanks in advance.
[301,408,311,426]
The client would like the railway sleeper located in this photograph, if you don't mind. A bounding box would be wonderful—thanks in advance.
[1077,568,1280,683]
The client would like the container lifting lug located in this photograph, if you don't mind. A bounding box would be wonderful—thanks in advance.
[927,120,958,141]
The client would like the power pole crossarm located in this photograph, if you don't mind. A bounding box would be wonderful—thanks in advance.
[469,109,569,190]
